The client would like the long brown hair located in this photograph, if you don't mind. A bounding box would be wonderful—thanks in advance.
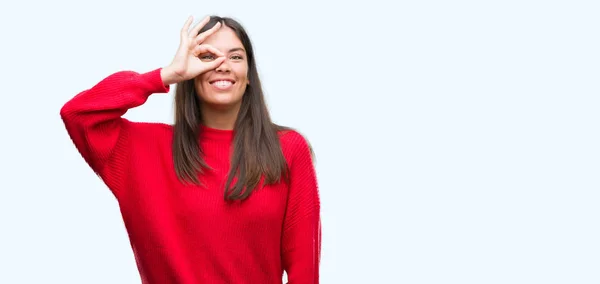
[172,15,290,201]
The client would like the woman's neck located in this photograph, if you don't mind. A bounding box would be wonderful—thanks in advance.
[200,103,241,130]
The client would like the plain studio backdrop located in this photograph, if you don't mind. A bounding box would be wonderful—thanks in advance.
[0,0,598,283]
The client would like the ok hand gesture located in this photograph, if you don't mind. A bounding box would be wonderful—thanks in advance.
[161,16,225,85]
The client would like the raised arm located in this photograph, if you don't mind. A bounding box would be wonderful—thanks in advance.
[60,69,170,190]
[281,132,322,283]
[60,15,227,194]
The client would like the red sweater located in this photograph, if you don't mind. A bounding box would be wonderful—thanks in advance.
[60,68,321,284]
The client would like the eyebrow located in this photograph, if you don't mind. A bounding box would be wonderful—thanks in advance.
[228,47,245,53]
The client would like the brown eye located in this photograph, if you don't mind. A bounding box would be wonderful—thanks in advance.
[199,54,216,61]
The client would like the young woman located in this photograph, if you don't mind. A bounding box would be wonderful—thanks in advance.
[60,15,321,284]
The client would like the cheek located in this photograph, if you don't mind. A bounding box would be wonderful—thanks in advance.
[193,80,204,97]
[195,74,211,88]
[236,66,249,85]
[237,83,248,95]
[194,76,204,88]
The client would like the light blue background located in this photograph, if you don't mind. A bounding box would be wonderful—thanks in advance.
[0,0,598,283]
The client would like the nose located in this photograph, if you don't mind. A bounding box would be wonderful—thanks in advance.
[215,59,231,73]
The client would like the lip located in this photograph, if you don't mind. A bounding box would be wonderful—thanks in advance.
[209,78,236,91]
[209,78,236,84]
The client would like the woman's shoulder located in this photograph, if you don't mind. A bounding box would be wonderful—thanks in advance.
[277,126,307,145]
[275,125,314,161]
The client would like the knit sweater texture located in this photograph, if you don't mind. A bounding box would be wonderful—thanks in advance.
[59,68,321,284]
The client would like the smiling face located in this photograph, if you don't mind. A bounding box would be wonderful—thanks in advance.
[194,25,249,110]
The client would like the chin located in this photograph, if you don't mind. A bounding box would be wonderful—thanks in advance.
[203,93,243,108]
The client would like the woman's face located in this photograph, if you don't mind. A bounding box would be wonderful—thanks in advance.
[194,25,249,110]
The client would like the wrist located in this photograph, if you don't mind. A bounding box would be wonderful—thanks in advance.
[160,66,181,85]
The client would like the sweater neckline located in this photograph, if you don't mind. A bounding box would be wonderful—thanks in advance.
[200,124,234,141]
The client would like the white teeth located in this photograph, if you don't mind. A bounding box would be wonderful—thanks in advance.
[212,80,233,87]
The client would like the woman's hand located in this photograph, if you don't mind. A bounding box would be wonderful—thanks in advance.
[161,16,225,85]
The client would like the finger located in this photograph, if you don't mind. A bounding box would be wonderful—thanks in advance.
[180,16,194,37]
[195,22,221,44]
[209,56,226,67]
[202,56,226,71]
[193,44,225,58]
[189,15,211,38]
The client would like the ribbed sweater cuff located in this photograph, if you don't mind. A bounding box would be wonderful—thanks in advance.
[139,68,171,94]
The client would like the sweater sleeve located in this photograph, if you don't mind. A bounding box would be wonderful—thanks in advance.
[281,132,321,284]
[59,68,170,194]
